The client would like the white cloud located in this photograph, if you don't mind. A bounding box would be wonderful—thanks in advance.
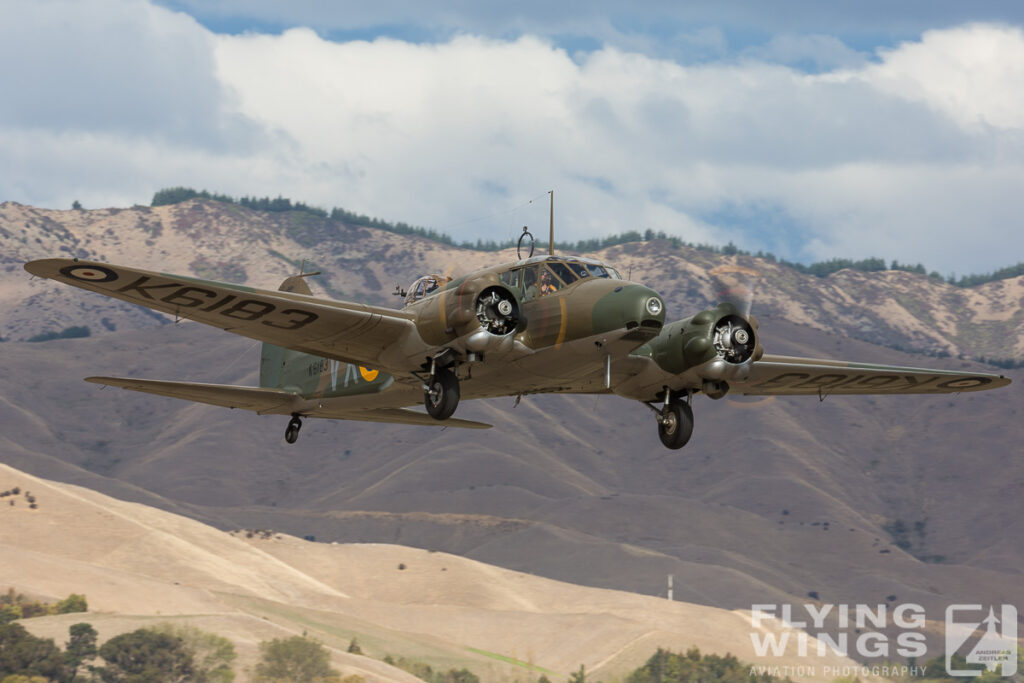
[856,23,1024,130]
[3,1,1024,274]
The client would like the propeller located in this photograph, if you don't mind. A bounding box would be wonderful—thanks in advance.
[708,263,760,320]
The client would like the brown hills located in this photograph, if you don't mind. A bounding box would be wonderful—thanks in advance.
[1,462,867,682]
[0,200,1021,668]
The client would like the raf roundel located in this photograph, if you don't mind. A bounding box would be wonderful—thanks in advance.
[59,265,119,283]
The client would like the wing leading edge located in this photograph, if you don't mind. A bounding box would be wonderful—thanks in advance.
[85,377,491,429]
[25,259,419,372]
[734,354,1011,396]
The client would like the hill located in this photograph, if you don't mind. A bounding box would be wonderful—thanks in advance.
[1,200,1021,671]
[0,462,864,682]
[2,199,1023,362]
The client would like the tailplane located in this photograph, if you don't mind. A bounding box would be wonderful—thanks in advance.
[260,269,321,388]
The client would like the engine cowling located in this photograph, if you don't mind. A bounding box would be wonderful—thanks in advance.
[648,302,763,396]
[413,277,523,357]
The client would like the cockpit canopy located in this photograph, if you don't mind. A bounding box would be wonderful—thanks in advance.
[405,274,451,305]
[499,255,622,301]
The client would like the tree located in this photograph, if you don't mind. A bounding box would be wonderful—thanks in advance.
[0,622,67,681]
[568,664,587,683]
[65,623,97,679]
[150,624,235,683]
[96,629,193,683]
[71,200,83,210]
[55,594,88,615]
[254,636,339,683]
[346,638,362,655]
[0,605,21,625]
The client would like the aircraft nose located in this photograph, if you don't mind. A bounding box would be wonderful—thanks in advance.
[590,283,666,335]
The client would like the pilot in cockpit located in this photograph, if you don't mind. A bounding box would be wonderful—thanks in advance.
[540,270,557,296]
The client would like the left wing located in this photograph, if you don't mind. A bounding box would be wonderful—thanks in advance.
[733,354,1011,395]
[26,259,421,372]
[85,377,491,429]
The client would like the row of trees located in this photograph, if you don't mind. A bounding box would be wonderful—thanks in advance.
[0,590,87,624]
[0,622,236,682]
[0,620,369,683]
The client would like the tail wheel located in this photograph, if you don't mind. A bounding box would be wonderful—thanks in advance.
[658,400,694,450]
[425,367,460,420]
[285,416,302,444]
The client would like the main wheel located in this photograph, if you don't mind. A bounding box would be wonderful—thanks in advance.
[424,368,460,420]
[285,416,302,444]
[658,400,694,450]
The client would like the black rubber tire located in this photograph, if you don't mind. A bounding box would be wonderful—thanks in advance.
[425,368,460,420]
[285,417,302,444]
[658,400,694,450]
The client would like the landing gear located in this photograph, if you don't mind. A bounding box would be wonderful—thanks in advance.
[425,366,460,420]
[657,397,694,450]
[284,415,302,444]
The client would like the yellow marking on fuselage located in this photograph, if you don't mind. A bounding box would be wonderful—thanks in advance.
[439,290,448,332]
[359,366,379,381]
[554,297,568,348]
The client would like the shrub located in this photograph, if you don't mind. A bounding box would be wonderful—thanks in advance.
[96,629,194,682]
[254,636,339,683]
[54,594,87,615]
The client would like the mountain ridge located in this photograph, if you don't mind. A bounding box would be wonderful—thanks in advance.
[3,199,1022,364]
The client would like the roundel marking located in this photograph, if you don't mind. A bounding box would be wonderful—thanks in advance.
[937,377,991,390]
[359,366,379,382]
[59,265,119,283]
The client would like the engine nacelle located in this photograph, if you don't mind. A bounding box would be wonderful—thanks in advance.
[413,277,523,358]
[647,302,763,394]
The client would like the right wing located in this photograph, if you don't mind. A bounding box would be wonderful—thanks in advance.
[85,377,491,429]
[733,354,1011,395]
[26,259,421,372]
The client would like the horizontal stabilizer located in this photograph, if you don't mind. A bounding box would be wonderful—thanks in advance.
[85,377,301,413]
[85,377,492,429]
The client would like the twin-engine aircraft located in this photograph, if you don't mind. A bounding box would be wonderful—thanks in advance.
[25,251,1010,449]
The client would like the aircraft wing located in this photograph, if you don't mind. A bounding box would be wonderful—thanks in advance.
[25,259,419,372]
[85,377,492,429]
[733,354,1011,396]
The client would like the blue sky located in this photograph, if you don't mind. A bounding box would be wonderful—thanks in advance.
[4,0,1024,275]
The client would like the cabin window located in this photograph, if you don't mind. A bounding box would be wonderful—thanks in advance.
[522,265,540,300]
[500,269,521,289]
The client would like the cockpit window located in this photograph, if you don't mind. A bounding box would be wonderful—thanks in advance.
[405,274,450,304]
[547,262,578,288]
[585,264,609,278]
[567,262,590,279]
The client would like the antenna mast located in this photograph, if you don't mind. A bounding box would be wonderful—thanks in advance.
[548,190,554,256]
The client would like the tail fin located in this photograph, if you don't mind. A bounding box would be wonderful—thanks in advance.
[260,271,319,388]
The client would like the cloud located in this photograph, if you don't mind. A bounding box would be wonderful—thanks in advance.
[3,1,1024,275]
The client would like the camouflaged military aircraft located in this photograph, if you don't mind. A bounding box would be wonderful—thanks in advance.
[25,252,1011,449]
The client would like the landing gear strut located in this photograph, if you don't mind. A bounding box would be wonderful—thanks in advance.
[284,415,302,444]
[656,391,694,450]
[424,366,460,420]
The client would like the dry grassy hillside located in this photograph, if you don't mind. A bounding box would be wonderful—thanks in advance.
[0,463,866,682]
